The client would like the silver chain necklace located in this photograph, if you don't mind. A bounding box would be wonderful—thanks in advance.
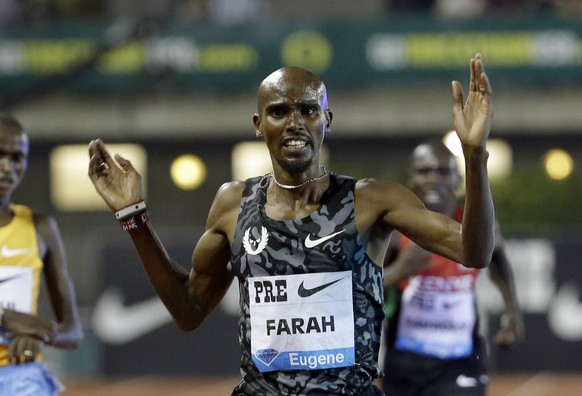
[259,165,328,190]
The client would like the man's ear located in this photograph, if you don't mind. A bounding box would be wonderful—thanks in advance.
[325,109,333,134]
[253,113,263,137]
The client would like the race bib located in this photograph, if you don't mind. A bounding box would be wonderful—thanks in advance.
[249,271,355,372]
[396,275,476,359]
[0,266,34,345]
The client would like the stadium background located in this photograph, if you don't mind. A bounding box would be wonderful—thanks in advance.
[1,1,581,394]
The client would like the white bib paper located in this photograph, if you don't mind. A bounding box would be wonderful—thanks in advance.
[396,275,476,359]
[0,266,34,344]
[248,271,355,372]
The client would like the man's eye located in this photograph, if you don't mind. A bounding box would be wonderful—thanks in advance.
[435,167,455,176]
[303,106,317,116]
[416,167,453,176]
[271,108,285,118]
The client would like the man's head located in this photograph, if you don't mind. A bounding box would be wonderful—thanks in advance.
[0,112,29,201]
[407,139,460,215]
[253,66,332,175]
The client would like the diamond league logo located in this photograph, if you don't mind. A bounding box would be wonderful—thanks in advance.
[255,349,280,366]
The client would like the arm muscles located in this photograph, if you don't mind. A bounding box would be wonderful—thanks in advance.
[128,182,240,331]
[387,206,462,263]
[359,179,463,264]
[36,215,82,347]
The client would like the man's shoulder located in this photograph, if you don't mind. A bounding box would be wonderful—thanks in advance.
[215,180,246,203]
[355,177,406,195]
[206,181,246,232]
[353,177,421,223]
[11,205,60,247]
[10,203,49,225]
[9,202,31,214]
[11,202,48,215]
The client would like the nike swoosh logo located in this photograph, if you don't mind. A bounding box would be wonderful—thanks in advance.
[92,288,172,344]
[92,283,241,344]
[298,278,344,298]
[1,246,30,258]
[304,229,346,248]
[443,299,464,310]
[0,274,24,285]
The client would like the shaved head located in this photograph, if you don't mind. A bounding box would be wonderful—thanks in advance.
[410,140,458,171]
[0,112,24,131]
[257,66,329,113]
[0,111,28,149]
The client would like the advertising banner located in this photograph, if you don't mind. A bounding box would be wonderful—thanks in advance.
[1,16,581,95]
[92,237,582,375]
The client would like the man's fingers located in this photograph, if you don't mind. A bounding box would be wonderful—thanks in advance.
[88,138,117,169]
[88,139,105,159]
[451,80,465,120]
[478,71,493,95]
[451,81,466,140]
[473,55,493,95]
[7,336,37,365]
[88,139,136,175]
[114,153,133,173]
[469,57,476,92]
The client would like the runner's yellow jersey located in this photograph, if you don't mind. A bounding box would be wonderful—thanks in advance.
[0,204,43,365]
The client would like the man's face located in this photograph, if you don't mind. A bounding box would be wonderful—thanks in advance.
[0,124,28,199]
[253,68,331,174]
[408,144,460,214]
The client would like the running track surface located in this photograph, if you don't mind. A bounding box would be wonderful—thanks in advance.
[61,373,582,396]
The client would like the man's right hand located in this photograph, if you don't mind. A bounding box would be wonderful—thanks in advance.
[87,138,143,211]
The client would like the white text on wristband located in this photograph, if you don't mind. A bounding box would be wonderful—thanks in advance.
[115,201,147,220]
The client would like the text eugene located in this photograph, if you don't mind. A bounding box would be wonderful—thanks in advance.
[289,352,345,369]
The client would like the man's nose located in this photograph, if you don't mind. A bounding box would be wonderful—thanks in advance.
[286,110,304,130]
[424,169,444,182]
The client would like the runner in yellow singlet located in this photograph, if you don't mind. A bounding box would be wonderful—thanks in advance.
[0,112,83,396]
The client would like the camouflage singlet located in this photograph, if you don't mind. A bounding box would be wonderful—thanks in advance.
[227,173,385,395]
